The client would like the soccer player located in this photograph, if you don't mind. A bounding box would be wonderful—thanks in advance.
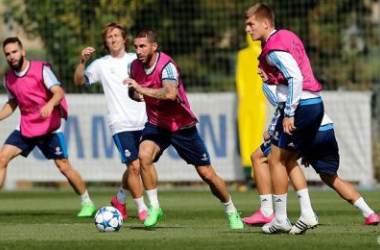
[74,23,148,221]
[0,37,96,217]
[243,72,379,228]
[302,117,379,226]
[245,3,323,234]
[241,67,317,234]
[124,27,244,230]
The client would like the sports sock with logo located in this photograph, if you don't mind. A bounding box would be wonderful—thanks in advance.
[273,193,287,223]
[297,188,315,219]
[260,194,274,217]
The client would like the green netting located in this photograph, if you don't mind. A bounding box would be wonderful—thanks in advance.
[1,0,378,93]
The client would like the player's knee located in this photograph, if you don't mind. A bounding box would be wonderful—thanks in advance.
[0,154,9,169]
[55,159,71,175]
[250,152,257,164]
[251,152,263,167]
[320,173,336,187]
[138,151,154,166]
[127,161,141,174]
[198,167,216,183]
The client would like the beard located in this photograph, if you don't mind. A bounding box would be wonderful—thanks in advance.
[9,55,24,71]
[140,53,153,66]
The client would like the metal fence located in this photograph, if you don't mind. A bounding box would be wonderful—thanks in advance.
[1,0,380,179]
[1,0,378,92]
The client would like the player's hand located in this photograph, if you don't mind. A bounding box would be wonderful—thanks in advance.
[40,103,54,118]
[123,78,142,94]
[283,117,296,135]
[81,47,96,63]
[258,66,269,82]
[263,130,271,140]
[301,157,310,168]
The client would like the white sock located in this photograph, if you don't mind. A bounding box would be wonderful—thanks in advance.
[134,197,148,213]
[222,196,237,215]
[146,188,160,209]
[297,188,315,219]
[273,193,287,223]
[117,187,128,204]
[259,194,274,217]
[80,190,92,205]
[353,197,374,218]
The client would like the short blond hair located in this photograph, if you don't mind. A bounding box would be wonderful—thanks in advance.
[244,3,275,27]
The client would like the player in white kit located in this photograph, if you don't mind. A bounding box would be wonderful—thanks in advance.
[74,23,148,220]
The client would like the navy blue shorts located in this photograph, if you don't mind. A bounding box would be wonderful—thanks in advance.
[272,98,324,151]
[141,123,211,166]
[113,130,142,163]
[302,124,339,176]
[260,139,272,157]
[5,130,68,159]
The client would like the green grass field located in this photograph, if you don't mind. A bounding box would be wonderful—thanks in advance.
[0,188,379,250]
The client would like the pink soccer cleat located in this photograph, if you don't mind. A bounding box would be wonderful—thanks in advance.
[242,210,275,225]
[111,196,128,220]
[364,213,379,226]
[138,209,148,221]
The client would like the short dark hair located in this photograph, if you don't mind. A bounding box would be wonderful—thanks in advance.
[244,3,275,27]
[3,37,23,49]
[135,27,158,43]
[102,22,129,52]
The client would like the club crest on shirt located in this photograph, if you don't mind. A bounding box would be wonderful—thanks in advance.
[201,153,209,161]
[55,147,62,155]
[124,149,131,158]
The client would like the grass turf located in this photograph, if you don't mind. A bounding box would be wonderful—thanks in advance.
[0,189,379,249]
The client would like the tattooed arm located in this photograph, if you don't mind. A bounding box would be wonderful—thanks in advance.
[124,78,178,101]
[128,87,145,102]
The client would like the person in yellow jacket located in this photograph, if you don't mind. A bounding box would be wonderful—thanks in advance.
[236,34,266,175]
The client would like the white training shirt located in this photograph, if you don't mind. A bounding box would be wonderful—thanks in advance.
[84,52,147,135]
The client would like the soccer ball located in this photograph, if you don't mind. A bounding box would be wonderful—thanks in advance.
[94,206,123,232]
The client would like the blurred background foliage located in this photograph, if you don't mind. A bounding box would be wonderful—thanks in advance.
[1,0,380,174]
[2,0,378,93]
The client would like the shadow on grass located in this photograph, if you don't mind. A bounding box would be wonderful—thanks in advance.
[127,225,185,231]
[0,210,75,216]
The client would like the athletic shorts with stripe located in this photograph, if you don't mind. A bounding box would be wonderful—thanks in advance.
[141,122,211,166]
[271,97,324,151]
[5,130,68,159]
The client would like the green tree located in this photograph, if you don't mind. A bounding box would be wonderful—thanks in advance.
[3,0,378,92]
[3,0,250,92]
[3,0,152,93]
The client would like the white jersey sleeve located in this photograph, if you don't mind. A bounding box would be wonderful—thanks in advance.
[267,51,303,117]
[268,106,281,136]
[43,65,61,89]
[262,83,278,107]
[84,59,101,86]
[262,83,279,136]
[161,62,179,84]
